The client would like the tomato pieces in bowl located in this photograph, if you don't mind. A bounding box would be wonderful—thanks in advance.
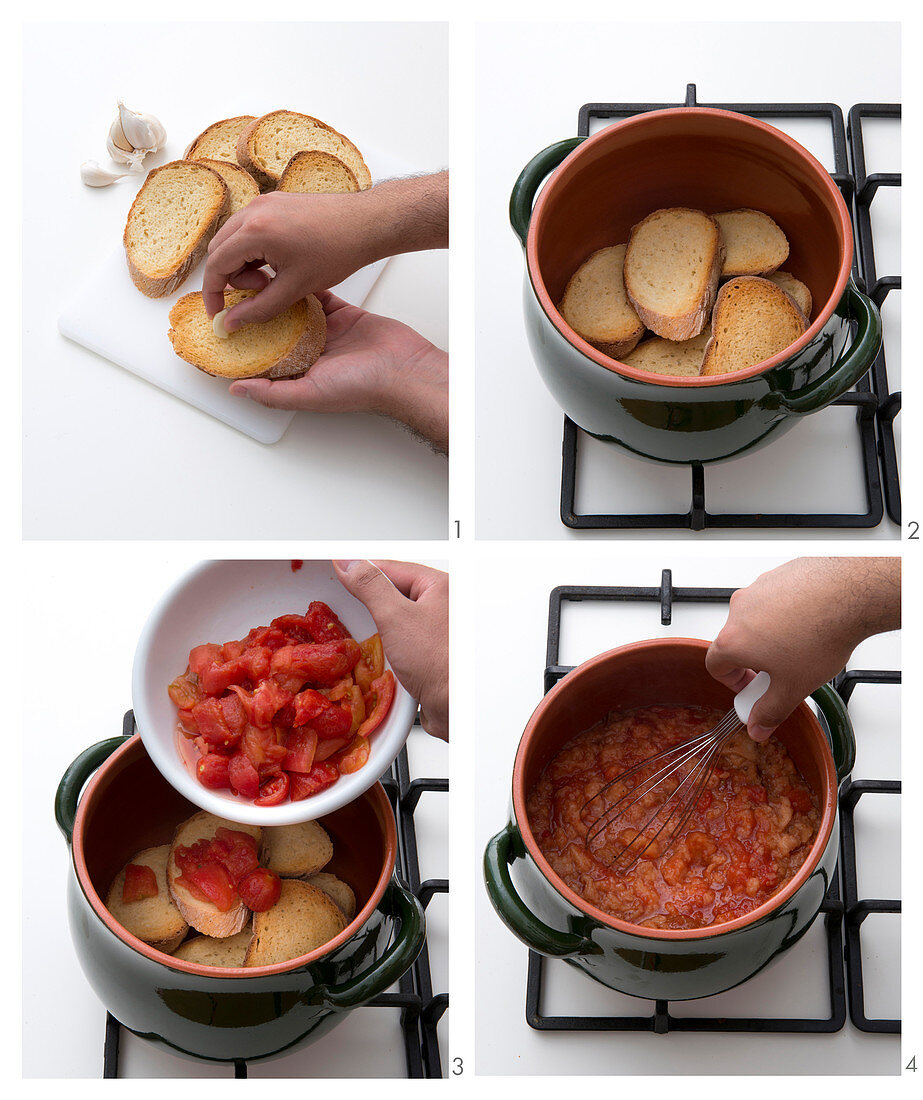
[168,602,395,807]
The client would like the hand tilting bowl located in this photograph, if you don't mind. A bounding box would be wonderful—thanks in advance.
[511,107,882,464]
[484,638,855,1000]
[132,559,419,826]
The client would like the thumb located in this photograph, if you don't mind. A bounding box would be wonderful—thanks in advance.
[746,684,801,743]
[333,559,407,630]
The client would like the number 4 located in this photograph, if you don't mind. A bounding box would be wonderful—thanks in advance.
[907,1056,917,1071]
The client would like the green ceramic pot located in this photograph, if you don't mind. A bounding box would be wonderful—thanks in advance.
[484,638,854,1000]
[512,109,882,464]
[56,734,425,1063]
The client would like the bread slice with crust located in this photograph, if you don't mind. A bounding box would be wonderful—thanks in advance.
[278,150,360,194]
[622,329,711,378]
[172,928,253,967]
[261,821,333,878]
[559,244,645,358]
[168,289,326,380]
[195,159,260,225]
[106,845,189,952]
[167,812,262,938]
[307,873,357,921]
[715,209,789,277]
[624,208,724,340]
[767,270,812,319]
[244,879,347,967]
[185,116,257,162]
[124,160,229,298]
[237,111,372,191]
[700,276,808,377]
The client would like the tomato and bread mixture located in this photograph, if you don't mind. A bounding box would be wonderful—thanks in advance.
[168,600,395,806]
[526,704,820,931]
[106,809,357,968]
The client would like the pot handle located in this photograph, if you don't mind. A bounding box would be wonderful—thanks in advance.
[774,280,881,415]
[810,683,856,785]
[314,878,425,1010]
[55,736,131,845]
[510,138,585,247]
[484,821,600,958]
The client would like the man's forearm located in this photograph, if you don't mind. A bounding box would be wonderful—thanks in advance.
[379,346,448,456]
[362,171,449,262]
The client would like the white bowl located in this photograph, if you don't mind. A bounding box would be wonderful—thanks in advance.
[131,559,418,825]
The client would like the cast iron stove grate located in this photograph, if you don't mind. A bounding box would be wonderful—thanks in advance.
[524,570,900,1034]
[102,710,448,1078]
[559,83,891,531]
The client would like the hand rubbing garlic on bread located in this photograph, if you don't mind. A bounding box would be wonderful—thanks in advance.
[107,810,359,968]
[559,205,812,379]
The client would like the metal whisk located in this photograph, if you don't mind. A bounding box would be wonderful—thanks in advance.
[583,672,771,873]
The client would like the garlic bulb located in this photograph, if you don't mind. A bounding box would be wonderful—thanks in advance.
[105,101,167,172]
[80,159,131,187]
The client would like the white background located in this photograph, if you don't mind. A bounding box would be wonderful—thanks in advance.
[474,550,901,1075]
[21,548,448,1078]
[22,21,448,540]
[475,21,901,540]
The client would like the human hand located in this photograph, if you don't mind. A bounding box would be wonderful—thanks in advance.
[706,557,900,742]
[333,559,448,741]
[230,291,448,454]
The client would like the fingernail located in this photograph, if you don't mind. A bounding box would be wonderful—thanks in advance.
[334,559,357,573]
[749,725,774,743]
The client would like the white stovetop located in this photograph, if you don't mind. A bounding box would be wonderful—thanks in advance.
[475,21,901,539]
[22,22,448,539]
[475,553,900,1075]
[22,549,447,1078]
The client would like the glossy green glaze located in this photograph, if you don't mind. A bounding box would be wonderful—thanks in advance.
[484,685,853,1000]
[58,737,426,1063]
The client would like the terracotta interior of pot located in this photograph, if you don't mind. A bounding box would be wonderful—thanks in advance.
[520,642,829,806]
[80,741,387,947]
[535,111,846,329]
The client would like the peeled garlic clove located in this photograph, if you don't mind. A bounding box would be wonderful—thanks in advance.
[117,100,166,154]
[213,309,231,339]
[80,159,130,187]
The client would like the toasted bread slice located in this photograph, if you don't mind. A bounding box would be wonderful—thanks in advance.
[622,329,712,378]
[172,928,254,968]
[700,277,808,377]
[237,111,372,191]
[559,244,645,357]
[278,150,360,195]
[168,289,326,380]
[624,208,724,340]
[262,821,333,878]
[715,209,789,277]
[307,873,357,922]
[244,879,347,967]
[185,116,257,162]
[124,160,229,298]
[167,812,262,938]
[767,270,812,319]
[106,845,188,952]
[196,159,260,225]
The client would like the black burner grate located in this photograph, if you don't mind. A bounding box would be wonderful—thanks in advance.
[847,105,902,524]
[560,83,896,531]
[525,572,900,1034]
[102,710,448,1078]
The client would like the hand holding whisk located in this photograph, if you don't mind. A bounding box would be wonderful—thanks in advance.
[582,672,772,874]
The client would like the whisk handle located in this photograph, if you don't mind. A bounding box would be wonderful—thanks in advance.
[484,823,599,958]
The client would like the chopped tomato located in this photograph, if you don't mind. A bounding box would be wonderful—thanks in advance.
[314,736,350,761]
[345,685,366,735]
[786,787,814,814]
[271,639,360,689]
[176,862,236,912]
[190,698,240,750]
[188,643,223,681]
[238,867,282,911]
[270,614,316,644]
[744,785,768,804]
[304,601,351,643]
[123,863,158,903]
[255,774,290,806]
[336,735,370,775]
[283,728,318,773]
[197,753,232,790]
[290,560,303,572]
[290,762,339,801]
[168,672,202,709]
[228,751,260,799]
[354,634,384,694]
[240,626,288,651]
[210,828,261,879]
[358,670,396,737]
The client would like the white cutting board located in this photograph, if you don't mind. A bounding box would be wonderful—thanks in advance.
[58,145,411,444]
